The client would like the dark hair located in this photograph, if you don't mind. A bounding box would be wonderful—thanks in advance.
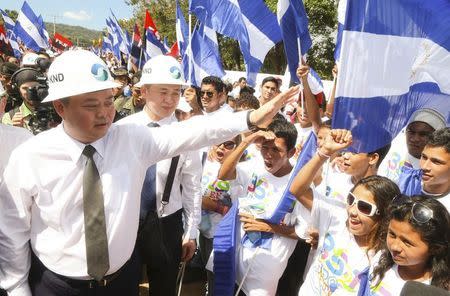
[369,143,391,168]
[426,127,450,153]
[238,77,246,83]
[236,93,260,110]
[320,119,332,129]
[225,83,233,94]
[239,86,255,96]
[201,76,225,93]
[350,176,401,252]
[267,119,298,151]
[372,195,450,290]
[261,76,279,89]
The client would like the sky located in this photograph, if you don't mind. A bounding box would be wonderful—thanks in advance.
[1,0,135,31]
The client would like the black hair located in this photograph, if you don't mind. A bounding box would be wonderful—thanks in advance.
[189,85,202,111]
[239,86,255,96]
[238,77,246,83]
[426,127,450,153]
[235,93,260,110]
[369,143,391,168]
[225,83,233,94]
[261,76,279,89]
[267,119,298,151]
[201,76,225,93]
[350,176,401,252]
[372,195,450,290]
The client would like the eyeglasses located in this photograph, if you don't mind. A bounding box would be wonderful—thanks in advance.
[200,90,215,98]
[347,192,380,217]
[218,141,236,150]
[391,195,434,224]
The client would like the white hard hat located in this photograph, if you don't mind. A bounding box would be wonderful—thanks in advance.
[42,49,120,102]
[136,55,185,87]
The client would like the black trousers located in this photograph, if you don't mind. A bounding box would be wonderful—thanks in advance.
[144,209,184,296]
[276,239,311,296]
[28,248,140,296]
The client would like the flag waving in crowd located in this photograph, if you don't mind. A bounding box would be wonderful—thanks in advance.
[0,1,449,296]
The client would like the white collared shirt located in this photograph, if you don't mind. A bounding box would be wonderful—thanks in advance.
[0,110,248,296]
[118,111,202,239]
[0,124,33,179]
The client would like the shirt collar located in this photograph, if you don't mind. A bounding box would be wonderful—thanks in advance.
[140,108,177,125]
[58,122,106,163]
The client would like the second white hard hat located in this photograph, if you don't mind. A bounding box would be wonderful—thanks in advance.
[135,55,185,87]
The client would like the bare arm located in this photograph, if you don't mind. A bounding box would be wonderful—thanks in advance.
[289,129,353,210]
[325,65,338,118]
[297,64,322,134]
[239,213,299,239]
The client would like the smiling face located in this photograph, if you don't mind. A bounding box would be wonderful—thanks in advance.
[200,83,221,113]
[141,84,181,121]
[386,219,430,268]
[346,185,379,239]
[53,89,115,144]
[260,81,277,102]
[420,145,450,194]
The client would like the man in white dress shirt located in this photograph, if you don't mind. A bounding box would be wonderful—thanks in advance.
[118,56,201,295]
[0,49,298,296]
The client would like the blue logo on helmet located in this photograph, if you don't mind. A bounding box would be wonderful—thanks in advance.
[91,64,109,81]
[169,66,181,79]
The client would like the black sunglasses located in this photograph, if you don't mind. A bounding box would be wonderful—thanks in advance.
[391,195,434,224]
[200,90,215,98]
[218,141,236,150]
[347,192,380,217]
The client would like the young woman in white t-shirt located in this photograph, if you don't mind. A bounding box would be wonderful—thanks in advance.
[290,129,402,295]
[370,195,450,294]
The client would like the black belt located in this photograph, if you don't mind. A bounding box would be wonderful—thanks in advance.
[52,263,124,289]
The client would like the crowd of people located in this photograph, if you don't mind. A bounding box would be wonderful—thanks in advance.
[0,46,449,296]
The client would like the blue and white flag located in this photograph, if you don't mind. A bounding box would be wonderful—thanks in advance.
[37,15,50,44]
[184,23,225,87]
[0,9,22,58]
[14,1,49,52]
[334,0,347,62]
[102,34,113,53]
[110,11,129,56]
[144,29,167,60]
[105,18,122,62]
[308,68,324,95]
[334,0,450,153]
[176,0,189,57]
[277,0,312,85]
[190,0,282,86]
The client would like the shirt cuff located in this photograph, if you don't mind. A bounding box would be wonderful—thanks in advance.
[7,282,32,296]
[183,225,199,240]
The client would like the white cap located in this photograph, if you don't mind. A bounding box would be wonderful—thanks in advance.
[21,53,39,66]
[408,108,446,131]
[136,55,186,87]
[43,49,120,102]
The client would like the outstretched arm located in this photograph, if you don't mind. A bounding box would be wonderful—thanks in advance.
[289,129,353,210]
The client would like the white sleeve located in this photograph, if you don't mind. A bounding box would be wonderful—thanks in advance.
[130,111,249,168]
[180,151,203,240]
[0,149,33,296]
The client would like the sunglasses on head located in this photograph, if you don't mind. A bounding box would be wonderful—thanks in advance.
[200,90,215,98]
[218,141,236,150]
[391,195,434,224]
[347,192,380,217]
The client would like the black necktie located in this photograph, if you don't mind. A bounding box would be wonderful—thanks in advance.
[82,145,110,281]
[140,122,160,220]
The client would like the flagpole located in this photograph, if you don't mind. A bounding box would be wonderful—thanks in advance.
[188,13,192,85]
[297,37,305,120]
